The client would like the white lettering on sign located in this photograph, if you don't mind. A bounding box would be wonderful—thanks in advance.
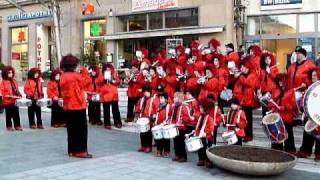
[7,10,52,22]
[132,0,178,12]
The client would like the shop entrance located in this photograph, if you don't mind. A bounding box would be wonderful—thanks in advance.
[262,38,296,73]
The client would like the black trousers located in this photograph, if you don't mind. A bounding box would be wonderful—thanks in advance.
[234,137,243,146]
[88,101,101,123]
[242,106,253,139]
[271,123,296,152]
[174,129,187,159]
[218,96,226,114]
[155,139,170,152]
[127,97,139,122]
[4,104,21,128]
[103,101,122,126]
[198,138,213,161]
[65,109,88,154]
[299,119,320,155]
[140,130,153,148]
[213,127,218,145]
[51,102,65,126]
[28,101,42,126]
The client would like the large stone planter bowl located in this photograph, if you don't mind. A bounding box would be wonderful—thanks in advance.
[206,146,297,176]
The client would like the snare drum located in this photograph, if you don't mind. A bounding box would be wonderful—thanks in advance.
[220,89,233,101]
[262,113,288,144]
[304,81,320,125]
[136,118,150,133]
[36,98,53,107]
[185,136,203,152]
[259,92,271,108]
[222,131,238,145]
[305,120,320,142]
[151,125,164,140]
[162,124,179,139]
[15,98,32,107]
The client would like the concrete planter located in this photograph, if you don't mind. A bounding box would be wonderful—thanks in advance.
[206,146,297,176]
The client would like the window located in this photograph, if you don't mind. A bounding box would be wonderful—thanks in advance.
[129,14,147,31]
[261,15,296,34]
[149,12,163,30]
[318,14,320,32]
[165,8,198,28]
[11,26,28,81]
[298,38,316,60]
[117,16,128,32]
[247,17,260,36]
[83,19,106,38]
[299,14,315,32]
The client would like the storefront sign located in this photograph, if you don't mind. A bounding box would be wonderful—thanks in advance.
[7,10,53,22]
[36,25,49,72]
[132,0,178,12]
[261,0,303,10]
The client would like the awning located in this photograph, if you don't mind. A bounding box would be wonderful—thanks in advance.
[104,25,225,40]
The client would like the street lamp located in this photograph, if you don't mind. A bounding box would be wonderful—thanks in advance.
[108,8,113,17]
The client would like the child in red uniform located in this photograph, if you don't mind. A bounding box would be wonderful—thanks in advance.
[1,66,22,131]
[24,68,44,129]
[195,98,221,168]
[87,65,102,125]
[135,85,157,153]
[171,92,192,163]
[154,92,172,157]
[225,99,247,145]
[47,68,65,128]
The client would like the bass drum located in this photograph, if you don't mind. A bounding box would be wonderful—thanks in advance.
[304,81,320,125]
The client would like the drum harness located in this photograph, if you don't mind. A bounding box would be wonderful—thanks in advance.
[226,110,242,131]
[155,103,170,125]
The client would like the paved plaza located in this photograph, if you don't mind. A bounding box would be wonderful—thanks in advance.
[0,109,319,180]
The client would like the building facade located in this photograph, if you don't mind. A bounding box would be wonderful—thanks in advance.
[0,0,238,81]
[245,0,320,72]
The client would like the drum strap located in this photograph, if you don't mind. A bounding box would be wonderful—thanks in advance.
[155,104,170,125]
[148,95,156,117]
[199,115,209,137]
[139,97,146,118]
[213,106,218,126]
[177,106,183,126]
[236,110,243,124]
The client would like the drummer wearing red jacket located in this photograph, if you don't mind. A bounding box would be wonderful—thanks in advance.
[195,98,221,168]
[154,92,172,157]
[1,66,22,131]
[233,56,258,142]
[60,54,92,158]
[24,67,44,129]
[98,63,122,129]
[126,60,145,122]
[87,65,102,125]
[135,85,158,153]
[47,68,65,128]
[268,75,297,155]
[225,99,247,145]
[171,92,192,163]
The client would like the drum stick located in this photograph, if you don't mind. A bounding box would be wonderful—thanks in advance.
[85,91,97,95]
[270,99,280,110]
[6,95,21,99]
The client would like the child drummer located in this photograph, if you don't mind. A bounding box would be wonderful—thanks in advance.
[154,92,172,157]
[135,84,157,153]
[224,99,247,145]
[194,98,221,168]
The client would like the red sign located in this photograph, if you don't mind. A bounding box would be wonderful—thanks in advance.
[12,52,20,60]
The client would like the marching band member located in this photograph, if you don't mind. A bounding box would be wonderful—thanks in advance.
[154,92,172,157]
[176,45,187,69]
[225,43,240,69]
[153,49,166,66]
[135,85,157,153]
[171,92,192,162]
[207,95,222,145]
[1,66,22,131]
[225,99,247,145]
[258,51,279,116]
[297,69,320,161]
[162,61,177,100]
[247,44,262,73]
[139,48,151,70]
[287,47,316,91]
[184,90,200,133]
[87,65,102,125]
[146,66,160,95]
[185,58,200,95]
[47,68,65,128]
[126,60,145,123]
[24,67,44,129]
[268,74,297,155]
[198,64,219,101]
[233,57,258,142]
[98,63,122,129]
[195,98,221,168]
[60,54,92,158]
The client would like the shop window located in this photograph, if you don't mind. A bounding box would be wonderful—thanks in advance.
[165,8,198,28]
[261,15,296,34]
[129,14,147,31]
[11,27,28,81]
[149,12,163,30]
[83,19,106,38]
[247,17,260,36]
[117,16,128,32]
[298,38,316,60]
[299,14,315,33]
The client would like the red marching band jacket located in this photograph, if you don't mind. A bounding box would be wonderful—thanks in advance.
[225,109,247,137]
[233,73,258,107]
[225,51,240,69]
[86,66,102,100]
[184,98,200,126]
[195,106,222,140]
[1,79,21,106]
[135,95,159,127]
[47,80,61,99]
[198,77,219,101]
[97,73,120,102]
[155,103,173,125]
[24,78,44,100]
[127,73,145,98]
[169,104,192,130]
[287,59,316,90]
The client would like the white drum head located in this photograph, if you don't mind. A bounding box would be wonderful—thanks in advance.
[262,113,280,125]
[304,81,320,125]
